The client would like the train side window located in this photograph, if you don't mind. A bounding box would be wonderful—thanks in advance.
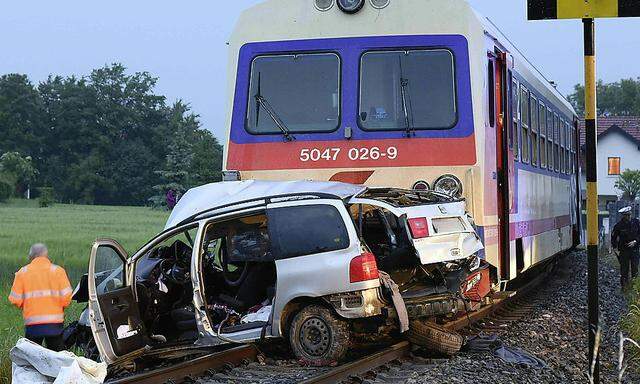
[547,108,554,171]
[559,119,565,174]
[572,125,577,174]
[488,60,495,127]
[564,121,570,174]
[553,113,560,172]
[520,86,529,164]
[530,94,539,166]
[511,79,519,161]
[539,102,546,168]
[560,120,569,173]
[566,122,572,174]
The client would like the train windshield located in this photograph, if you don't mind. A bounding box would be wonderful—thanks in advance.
[246,53,340,134]
[359,49,457,131]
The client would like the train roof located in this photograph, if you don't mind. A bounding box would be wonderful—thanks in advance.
[229,0,575,118]
[479,13,576,117]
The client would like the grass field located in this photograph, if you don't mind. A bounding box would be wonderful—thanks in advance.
[0,199,169,383]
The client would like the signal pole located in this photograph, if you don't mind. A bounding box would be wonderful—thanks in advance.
[528,2,640,382]
[583,17,599,384]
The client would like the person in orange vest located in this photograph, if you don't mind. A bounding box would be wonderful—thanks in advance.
[8,243,73,351]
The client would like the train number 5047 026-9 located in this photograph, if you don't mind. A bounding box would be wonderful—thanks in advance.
[299,147,398,162]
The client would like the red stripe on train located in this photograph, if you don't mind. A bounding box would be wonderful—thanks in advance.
[227,135,477,171]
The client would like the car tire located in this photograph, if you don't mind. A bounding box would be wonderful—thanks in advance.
[406,320,463,356]
[289,305,351,366]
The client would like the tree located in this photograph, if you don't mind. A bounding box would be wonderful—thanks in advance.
[190,127,223,187]
[568,78,640,117]
[0,65,224,206]
[0,74,46,157]
[0,152,38,197]
[615,170,640,201]
[150,102,197,208]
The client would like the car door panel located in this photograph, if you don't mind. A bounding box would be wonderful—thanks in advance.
[88,239,146,364]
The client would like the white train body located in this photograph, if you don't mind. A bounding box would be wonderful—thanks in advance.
[223,0,580,284]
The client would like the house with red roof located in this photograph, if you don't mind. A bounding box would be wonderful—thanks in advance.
[579,117,640,207]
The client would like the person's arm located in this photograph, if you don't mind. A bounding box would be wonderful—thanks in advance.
[8,271,24,309]
[57,268,73,309]
[612,224,619,249]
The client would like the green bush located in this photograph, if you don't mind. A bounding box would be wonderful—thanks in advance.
[38,187,54,208]
[0,180,11,202]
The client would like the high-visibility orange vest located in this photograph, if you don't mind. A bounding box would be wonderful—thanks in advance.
[8,257,73,326]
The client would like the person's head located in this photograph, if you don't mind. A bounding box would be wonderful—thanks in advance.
[28,243,48,261]
[623,212,632,222]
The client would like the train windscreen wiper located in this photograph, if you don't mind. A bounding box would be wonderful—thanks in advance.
[254,72,296,142]
[398,56,415,138]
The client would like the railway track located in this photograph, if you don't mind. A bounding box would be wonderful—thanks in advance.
[108,258,558,384]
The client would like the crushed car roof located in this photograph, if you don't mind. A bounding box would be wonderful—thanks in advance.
[165,180,367,229]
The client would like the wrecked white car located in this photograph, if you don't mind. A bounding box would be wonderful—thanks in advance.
[65,180,489,369]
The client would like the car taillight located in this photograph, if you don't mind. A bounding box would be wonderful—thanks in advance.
[408,217,430,238]
[350,252,380,283]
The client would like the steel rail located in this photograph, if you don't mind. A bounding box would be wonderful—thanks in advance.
[106,258,558,384]
[445,265,551,331]
[301,341,411,384]
[107,344,258,384]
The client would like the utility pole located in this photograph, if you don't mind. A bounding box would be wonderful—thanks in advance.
[583,17,599,383]
[528,1,640,382]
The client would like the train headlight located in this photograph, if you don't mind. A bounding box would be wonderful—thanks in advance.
[412,181,430,191]
[337,0,365,13]
[315,0,334,11]
[369,0,390,9]
[434,174,463,198]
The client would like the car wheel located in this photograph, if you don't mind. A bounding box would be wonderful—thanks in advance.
[406,320,463,356]
[289,305,351,366]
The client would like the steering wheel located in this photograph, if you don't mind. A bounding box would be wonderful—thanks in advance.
[160,259,190,285]
[220,242,249,287]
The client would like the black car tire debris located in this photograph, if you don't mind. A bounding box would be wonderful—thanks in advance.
[289,305,351,366]
[406,320,464,355]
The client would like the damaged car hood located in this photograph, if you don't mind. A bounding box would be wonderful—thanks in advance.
[349,197,484,264]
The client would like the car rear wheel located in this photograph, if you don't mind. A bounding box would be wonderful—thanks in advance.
[289,305,351,366]
[406,320,463,356]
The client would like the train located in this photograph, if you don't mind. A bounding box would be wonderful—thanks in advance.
[221,0,581,288]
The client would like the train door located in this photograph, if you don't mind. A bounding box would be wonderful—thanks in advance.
[492,52,511,281]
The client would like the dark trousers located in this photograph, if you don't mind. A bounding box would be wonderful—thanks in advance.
[619,248,640,288]
[26,333,65,352]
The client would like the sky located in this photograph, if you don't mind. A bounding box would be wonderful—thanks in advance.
[2,1,640,142]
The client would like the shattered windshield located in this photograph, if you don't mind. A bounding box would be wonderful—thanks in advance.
[359,49,457,131]
[246,53,341,134]
[358,188,457,207]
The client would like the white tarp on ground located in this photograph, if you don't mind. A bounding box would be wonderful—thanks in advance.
[10,338,107,384]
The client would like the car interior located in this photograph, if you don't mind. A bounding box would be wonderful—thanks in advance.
[200,214,277,334]
[133,227,200,344]
[349,204,462,296]
[131,214,278,345]
[350,204,415,272]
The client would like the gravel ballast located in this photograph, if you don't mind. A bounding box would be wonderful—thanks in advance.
[408,250,640,384]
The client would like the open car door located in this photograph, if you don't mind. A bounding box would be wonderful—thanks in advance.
[88,239,146,365]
